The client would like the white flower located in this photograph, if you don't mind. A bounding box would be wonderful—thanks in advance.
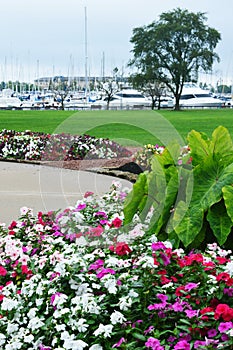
[89,345,103,350]
[24,334,34,343]
[1,297,18,311]
[225,260,233,276]
[0,333,6,346]
[6,322,19,334]
[103,277,117,294]
[76,318,89,332]
[136,255,155,268]
[93,324,113,338]
[118,296,133,311]
[28,317,45,331]
[110,310,126,325]
[63,339,88,350]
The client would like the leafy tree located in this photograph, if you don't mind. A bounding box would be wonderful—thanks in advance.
[129,73,166,110]
[128,8,221,110]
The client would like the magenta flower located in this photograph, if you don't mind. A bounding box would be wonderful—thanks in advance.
[151,242,166,251]
[157,293,168,303]
[218,321,233,333]
[172,301,184,312]
[207,328,217,338]
[112,337,126,348]
[76,203,86,211]
[174,340,190,350]
[184,282,199,291]
[145,337,164,350]
[185,309,199,318]
[96,268,116,279]
[88,259,104,271]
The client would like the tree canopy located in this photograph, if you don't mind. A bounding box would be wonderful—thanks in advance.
[128,8,221,110]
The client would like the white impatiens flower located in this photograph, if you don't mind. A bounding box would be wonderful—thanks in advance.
[1,297,18,311]
[63,339,88,350]
[6,322,19,334]
[28,316,45,331]
[93,324,113,338]
[110,310,126,325]
[89,345,103,350]
[0,333,6,346]
[76,318,89,332]
[224,260,233,276]
[24,334,34,343]
[118,296,133,311]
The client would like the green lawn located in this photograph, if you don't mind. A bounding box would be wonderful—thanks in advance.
[0,108,233,146]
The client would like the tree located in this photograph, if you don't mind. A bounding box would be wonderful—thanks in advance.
[129,73,166,110]
[128,8,221,110]
[98,80,119,110]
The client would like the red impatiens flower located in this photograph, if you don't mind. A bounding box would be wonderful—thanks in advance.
[109,242,132,256]
[0,266,7,276]
[110,217,123,228]
[214,304,233,321]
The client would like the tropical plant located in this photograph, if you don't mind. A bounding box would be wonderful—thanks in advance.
[124,126,233,251]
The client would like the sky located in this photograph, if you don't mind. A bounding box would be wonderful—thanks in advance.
[0,0,232,86]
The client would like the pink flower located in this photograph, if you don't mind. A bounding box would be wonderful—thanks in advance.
[151,242,166,251]
[218,321,233,333]
[174,340,190,350]
[96,268,116,279]
[112,337,126,348]
[145,337,164,350]
[184,282,199,291]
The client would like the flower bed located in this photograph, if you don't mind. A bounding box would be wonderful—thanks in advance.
[1,181,233,349]
[0,129,132,161]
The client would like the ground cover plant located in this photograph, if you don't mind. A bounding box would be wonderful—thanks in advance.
[1,123,233,348]
[0,129,131,161]
[1,182,233,349]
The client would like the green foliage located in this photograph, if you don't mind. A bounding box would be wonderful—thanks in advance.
[124,126,233,251]
[129,7,221,110]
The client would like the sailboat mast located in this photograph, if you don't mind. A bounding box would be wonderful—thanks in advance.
[84,6,88,100]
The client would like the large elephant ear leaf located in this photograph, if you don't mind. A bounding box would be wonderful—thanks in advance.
[210,126,233,166]
[222,185,233,222]
[207,201,232,246]
[187,130,210,166]
[171,201,204,247]
[123,172,148,224]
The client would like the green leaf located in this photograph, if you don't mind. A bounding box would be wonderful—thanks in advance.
[210,126,233,166]
[123,173,148,224]
[132,332,146,341]
[149,166,178,234]
[207,202,232,245]
[191,158,233,210]
[222,185,233,222]
[172,201,204,247]
[187,130,210,166]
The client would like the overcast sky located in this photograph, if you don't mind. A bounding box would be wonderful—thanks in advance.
[1,0,232,85]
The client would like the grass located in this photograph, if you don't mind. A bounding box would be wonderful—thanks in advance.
[0,108,233,146]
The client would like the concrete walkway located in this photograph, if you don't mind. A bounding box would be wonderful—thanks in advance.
[0,161,132,225]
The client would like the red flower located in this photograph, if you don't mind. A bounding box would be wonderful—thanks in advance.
[111,217,122,228]
[214,304,233,321]
[216,272,231,282]
[0,266,7,276]
[216,256,229,264]
[109,242,132,256]
[8,220,17,230]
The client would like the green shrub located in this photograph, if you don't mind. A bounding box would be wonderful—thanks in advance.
[124,126,233,251]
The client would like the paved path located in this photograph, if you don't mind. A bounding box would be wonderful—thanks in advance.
[0,161,132,225]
